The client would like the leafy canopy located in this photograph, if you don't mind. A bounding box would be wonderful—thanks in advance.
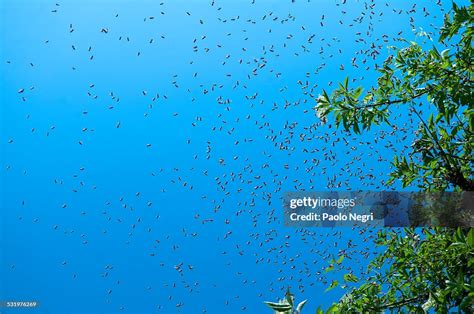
[313,2,474,312]
[265,2,473,313]
[315,2,473,192]
[327,227,474,313]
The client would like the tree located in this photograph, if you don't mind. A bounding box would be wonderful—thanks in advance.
[265,2,473,313]
[313,2,473,312]
[315,2,473,192]
[328,227,473,313]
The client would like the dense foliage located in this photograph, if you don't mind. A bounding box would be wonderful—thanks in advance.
[317,2,474,312]
[329,227,473,313]
[265,2,473,313]
[316,2,473,191]
[267,228,473,313]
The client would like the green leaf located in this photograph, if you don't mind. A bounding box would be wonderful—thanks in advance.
[343,273,359,283]
[353,86,363,98]
[295,300,307,313]
[326,303,339,313]
[466,228,473,247]
[325,265,334,273]
[422,293,436,313]
[454,228,466,243]
[325,280,339,292]
[353,121,360,134]
[315,305,324,314]
[285,287,294,307]
[264,301,292,312]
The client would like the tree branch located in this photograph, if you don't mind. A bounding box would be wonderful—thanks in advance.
[356,88,431,110]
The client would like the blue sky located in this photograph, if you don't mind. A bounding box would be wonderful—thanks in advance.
[0,0,464,313]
